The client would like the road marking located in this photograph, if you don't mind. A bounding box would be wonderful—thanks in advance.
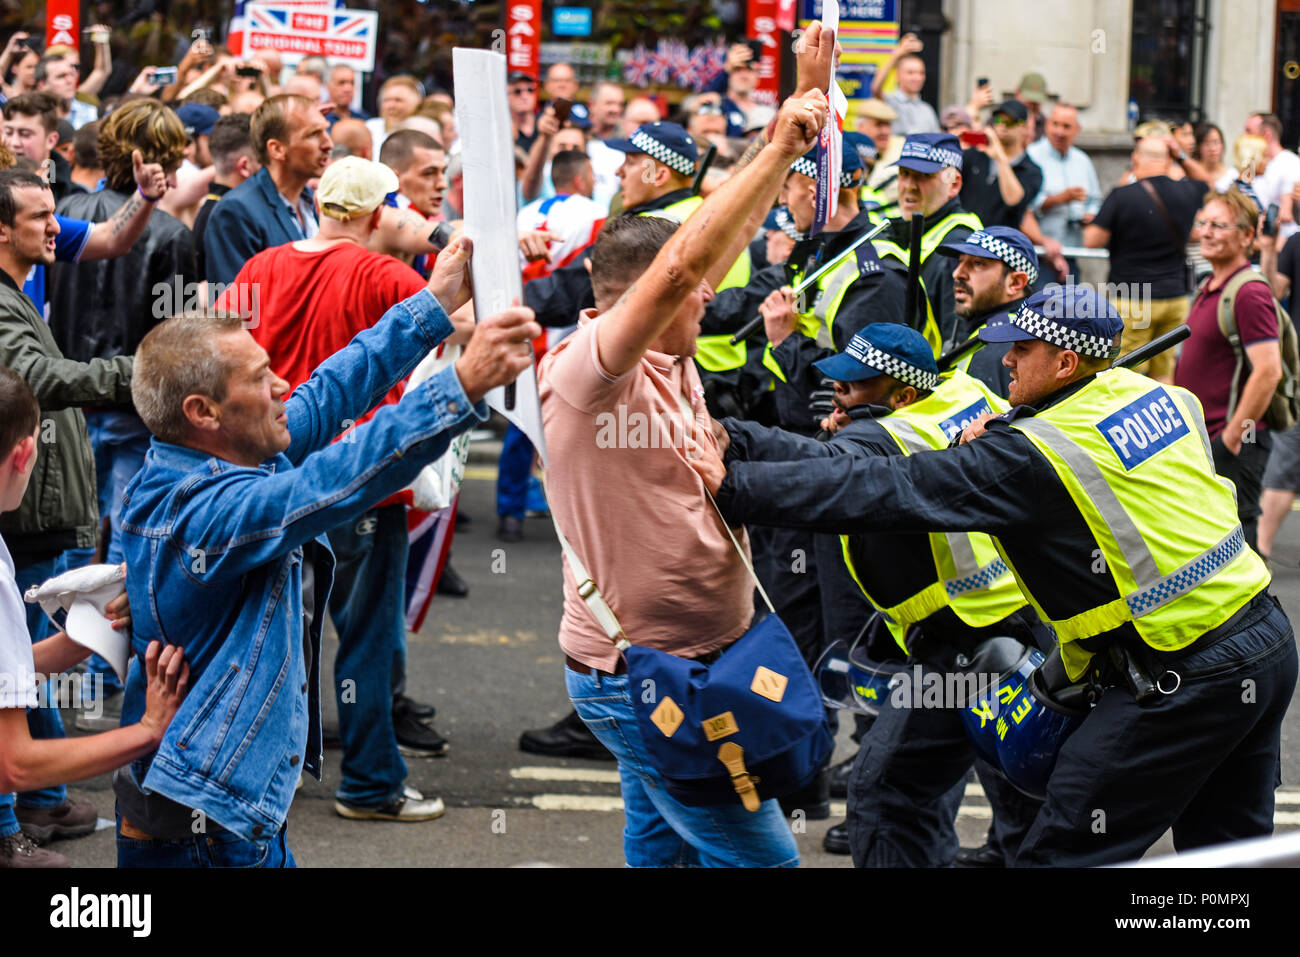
[511,767,622,784]
[463,466,499,482]
[1276,788,1300,806]
[532,794,626,812]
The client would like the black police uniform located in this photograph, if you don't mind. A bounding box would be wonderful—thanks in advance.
[723,404,1051,867]
[716,374,1299,866]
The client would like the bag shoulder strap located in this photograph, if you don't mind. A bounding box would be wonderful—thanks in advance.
[1138,178,1186,253]
[546,473,776,650]
[1216,269,1281,421]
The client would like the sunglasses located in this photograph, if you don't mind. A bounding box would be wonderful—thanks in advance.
[992,115,1024,127]
[509,85,536,94]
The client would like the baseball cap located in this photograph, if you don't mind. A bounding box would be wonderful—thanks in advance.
[566,101,591,129]
[507,71,535,86]
[1017,72,1048,104]
[175,103,219,137]
[813,323,940,389]
[892,132,963,173]
[763,205,803,241]
[992,99,1029,124]
[977,285,1123,359]
[605,121,698,176]
[789,140,864,188]
[941,105,973,129]
[938,226,1040,286]
[843,131,878,165]
[857,98,898,123]
[317,155,399,220]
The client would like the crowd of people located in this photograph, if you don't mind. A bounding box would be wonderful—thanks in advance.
[0,18,1296,870]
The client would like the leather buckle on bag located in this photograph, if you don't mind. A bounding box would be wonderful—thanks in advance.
[717,741,761,812]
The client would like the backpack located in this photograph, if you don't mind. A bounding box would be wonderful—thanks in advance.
[1198,269,1300,431]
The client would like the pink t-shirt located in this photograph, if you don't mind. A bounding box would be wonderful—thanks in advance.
[538,310,756,671]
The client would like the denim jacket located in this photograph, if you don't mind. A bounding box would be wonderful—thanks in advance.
[118,289,485,844]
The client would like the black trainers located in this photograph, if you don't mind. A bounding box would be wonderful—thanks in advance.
[435,561,469,598]
[518,710,614,761]
[393,693,435,721]
[392,696,449,758]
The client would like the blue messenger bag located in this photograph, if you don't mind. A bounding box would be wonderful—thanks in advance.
[554,499,833,811]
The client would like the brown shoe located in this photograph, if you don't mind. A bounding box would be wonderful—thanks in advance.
[0,832,69,867]
[17,800,97,842]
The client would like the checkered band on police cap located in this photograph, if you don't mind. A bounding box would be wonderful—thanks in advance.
[775,207,803,241]
[790,155,818,179]
[898,138,963,170]
[844,338,941,391]
[1011,301,1119,359]
[965,230,1038,286]
[630,128,696,176]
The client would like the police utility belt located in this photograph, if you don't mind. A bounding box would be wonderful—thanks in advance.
[552,487,832,812]
[1042,590,1277,709]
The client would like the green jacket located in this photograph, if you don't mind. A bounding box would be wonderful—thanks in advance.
[0,271,132,563]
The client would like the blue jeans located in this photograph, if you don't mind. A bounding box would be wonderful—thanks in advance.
[84,410,150,697]
[496,423,533,519]
[326,506,408,807]
[565,665,800,867]
[0,547,98,836]
[115,811,295,868]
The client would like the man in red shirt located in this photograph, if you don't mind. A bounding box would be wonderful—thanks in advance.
[1174,188,1283,550]
[216,156,466,822]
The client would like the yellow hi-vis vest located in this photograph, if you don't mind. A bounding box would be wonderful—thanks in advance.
[760,238,941,382]
[1006,368,1272,680]
[641,195,752,372]
[919,211,983,264]
[838,369,1029,652]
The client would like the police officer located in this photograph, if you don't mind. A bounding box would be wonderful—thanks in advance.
[936,225,1041,397]
[888,132,984,348]
[716,323,1050,864]
[702,285,1298,866]
[520,121,753,391]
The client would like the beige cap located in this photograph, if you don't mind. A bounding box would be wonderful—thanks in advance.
[317,155,399,221]
[858,97,898,122]
[1018,72,1048,103]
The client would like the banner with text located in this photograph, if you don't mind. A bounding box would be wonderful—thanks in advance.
[245,5,377,71]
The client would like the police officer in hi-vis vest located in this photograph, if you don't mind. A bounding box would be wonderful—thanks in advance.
[936,225,1041,400]
[716,323,1052,865]
[701,284,1297,867]
[886,132,984,349]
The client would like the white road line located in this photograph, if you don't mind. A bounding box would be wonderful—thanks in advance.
[511,767,622,784]
[531,794,626,812]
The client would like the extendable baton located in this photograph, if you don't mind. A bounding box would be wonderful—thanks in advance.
[1110,324,1190,370]
[728,219,892,344]
[691,145,717,196]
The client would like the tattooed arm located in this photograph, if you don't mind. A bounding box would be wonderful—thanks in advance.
[80,150,169,261]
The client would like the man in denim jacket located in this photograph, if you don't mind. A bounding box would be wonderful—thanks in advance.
[111,238,540,866]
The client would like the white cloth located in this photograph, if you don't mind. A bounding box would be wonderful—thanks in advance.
[24,562,128,683]
[586,140,624,214]
[365,116,390,161]
[0,535,37,709]
[1253,149,1300,241]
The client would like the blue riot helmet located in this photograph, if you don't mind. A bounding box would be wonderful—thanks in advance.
[813,615,906,716]
[957,636,1088,799]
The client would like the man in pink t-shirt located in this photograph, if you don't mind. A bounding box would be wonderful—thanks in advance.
[535,42,834,865]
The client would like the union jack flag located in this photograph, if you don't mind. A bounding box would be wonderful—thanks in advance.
[227,0,343,57]
[646,41,674,84]
[623,45,652,86]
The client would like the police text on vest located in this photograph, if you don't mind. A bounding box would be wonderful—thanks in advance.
[1097,389,1189,470]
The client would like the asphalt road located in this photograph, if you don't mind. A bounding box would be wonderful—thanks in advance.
[43,433,1300,868]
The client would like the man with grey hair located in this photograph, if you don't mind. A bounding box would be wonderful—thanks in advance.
[113,240,540,865]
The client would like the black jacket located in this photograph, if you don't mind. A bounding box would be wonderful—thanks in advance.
[889,196,977,348]
[49,187,197,362]
[722,405,1039,652]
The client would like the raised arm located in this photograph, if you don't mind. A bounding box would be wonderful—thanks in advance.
[870,33,921,100]
[79,151,168,261]
[78,25,113,97]
[596,91,827,376]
